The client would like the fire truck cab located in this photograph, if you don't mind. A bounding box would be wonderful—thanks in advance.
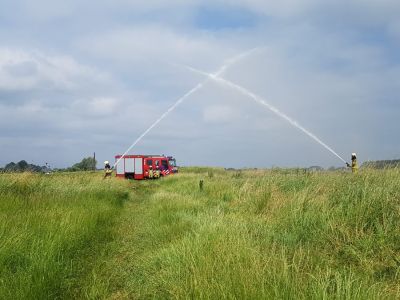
[115,154,178,180]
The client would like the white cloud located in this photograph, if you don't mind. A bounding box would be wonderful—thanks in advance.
[75,25,237,70]
[0,48,111,93]
[203,105,239,124]
[71,97,120,117]
[1,1,400,168]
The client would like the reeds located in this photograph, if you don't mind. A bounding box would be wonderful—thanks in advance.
[1,169,399,299]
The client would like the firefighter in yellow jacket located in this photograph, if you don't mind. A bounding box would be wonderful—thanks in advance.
[148,166,154,179]
[154,165,161,179]
[104,161,112,179]
[346,153,359,173]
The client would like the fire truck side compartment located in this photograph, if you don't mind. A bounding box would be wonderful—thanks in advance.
[116,158,124,175]
[135,158,143,174]
[125,158,135,173]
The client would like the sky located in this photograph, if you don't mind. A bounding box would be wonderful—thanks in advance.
[0,0,399,168]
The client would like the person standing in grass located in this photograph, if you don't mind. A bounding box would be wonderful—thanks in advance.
[104,161,112,179]
[346,153,359,173]
[148,165,154,179]
[154,165,161,179]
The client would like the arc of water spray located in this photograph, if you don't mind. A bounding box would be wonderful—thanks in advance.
[182,65,347,164]
[114,48,261,168]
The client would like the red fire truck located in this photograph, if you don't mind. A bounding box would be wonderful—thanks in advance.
[114,154,178,180]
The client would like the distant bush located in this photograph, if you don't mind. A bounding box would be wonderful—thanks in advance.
[362,159,400,169]
[2,160,46,173]
[2,157,99,173]
[67,157,97,172]
[180,166,225,174]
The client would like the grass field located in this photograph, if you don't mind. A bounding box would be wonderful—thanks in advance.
[0,168,399,299]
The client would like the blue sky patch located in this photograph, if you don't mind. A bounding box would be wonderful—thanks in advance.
[194,6,259,30]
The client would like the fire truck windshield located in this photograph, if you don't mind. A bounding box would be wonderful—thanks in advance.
[169,159,176,167]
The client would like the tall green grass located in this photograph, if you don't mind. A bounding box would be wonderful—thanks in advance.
[95,168,400,299]
[0,172,129,299]
[1,169,399,299]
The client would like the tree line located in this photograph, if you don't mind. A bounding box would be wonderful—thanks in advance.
[362,159,400,169]
[0,157,97,173]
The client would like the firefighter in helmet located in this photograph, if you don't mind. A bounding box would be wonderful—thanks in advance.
[154,165,161,179]
[104,161,112,179]
[346,153,359,174]
[148,165,154,179]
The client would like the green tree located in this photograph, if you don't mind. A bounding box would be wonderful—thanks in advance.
[17,160,29,171]
[70,157,97,171]
[4,162,17,171]
[3,161,45,173]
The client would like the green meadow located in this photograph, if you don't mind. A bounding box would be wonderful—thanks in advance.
[0,168,399,299]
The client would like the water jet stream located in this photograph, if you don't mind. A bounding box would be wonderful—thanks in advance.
[183,65,347,164]
[114,48,261,168]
